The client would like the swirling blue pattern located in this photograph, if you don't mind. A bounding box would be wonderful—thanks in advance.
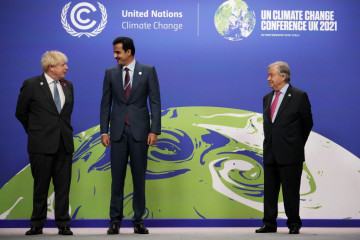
[200,130,231,165]
[72,133,101,163]
[214,150,264,197]
[146,169,190,180]
[148,129,194,163]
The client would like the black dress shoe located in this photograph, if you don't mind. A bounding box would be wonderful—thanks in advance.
[107,224,120,235]
[134,223,149,234]
[255,225,277,233]
[25,227,43,235]
[58,226,73,235]
[289,226,300,234]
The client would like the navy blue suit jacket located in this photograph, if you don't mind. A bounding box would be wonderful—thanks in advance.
[100,61,161,141]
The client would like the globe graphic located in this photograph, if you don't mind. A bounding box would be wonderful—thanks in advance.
[2,107,360,220]
[214,0,256,41]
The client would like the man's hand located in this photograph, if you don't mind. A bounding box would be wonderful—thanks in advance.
[147,133,157,146]
[101,135,110,147]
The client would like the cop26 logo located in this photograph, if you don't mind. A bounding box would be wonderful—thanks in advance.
[61,2,107,38]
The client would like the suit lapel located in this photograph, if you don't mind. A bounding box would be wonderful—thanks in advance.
[129,62,143,100]
[38,74,59,113]
[116,66,126,101]
[274,85,293,122]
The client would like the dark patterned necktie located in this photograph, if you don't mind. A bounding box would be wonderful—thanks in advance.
[124,67,131,100]
[124,67,131,125]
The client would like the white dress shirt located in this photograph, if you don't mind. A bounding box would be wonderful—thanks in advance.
[271,83,289,122]
[44,73,65,109]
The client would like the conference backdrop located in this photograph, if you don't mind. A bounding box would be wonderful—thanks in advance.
[0,0,359,226]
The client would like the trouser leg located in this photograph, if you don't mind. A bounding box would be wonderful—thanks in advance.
[29,153,53,228]
[279,163,303,228]
[263,164,280,228]
[109,134,129,225]
[52,139,72,228]
[126,126,148,225]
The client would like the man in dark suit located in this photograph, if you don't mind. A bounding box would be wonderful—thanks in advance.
[100,37,161,235]
[256,61,313,234]
[15,51,74,235]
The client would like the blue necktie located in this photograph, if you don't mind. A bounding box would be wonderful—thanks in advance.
[54,81,61,113]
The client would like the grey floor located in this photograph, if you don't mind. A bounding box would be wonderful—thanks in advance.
[1,228,360,240]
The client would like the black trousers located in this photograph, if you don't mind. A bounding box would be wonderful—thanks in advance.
[29,138,72,228]
[263,162,303,228]
[110,125,148,226]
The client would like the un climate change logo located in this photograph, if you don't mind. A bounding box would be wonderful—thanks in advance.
[214,0,256,41]
[61,2,107,38]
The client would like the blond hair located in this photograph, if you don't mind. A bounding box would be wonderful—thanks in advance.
[41,51,68,72]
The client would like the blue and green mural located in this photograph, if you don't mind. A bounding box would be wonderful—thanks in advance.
[1,107,359,220]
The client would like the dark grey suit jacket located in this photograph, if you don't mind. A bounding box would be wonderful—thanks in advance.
[100,61,161,141]
[15,74,74,154]
[263,84,313,165]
